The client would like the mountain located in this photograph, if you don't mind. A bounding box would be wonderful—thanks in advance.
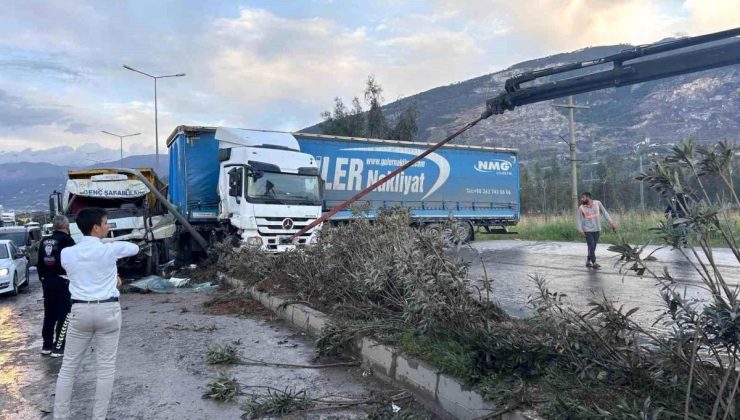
[304,43,739,164]
[0,154,167,211]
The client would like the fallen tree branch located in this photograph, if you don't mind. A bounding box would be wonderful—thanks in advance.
[239,356,360,369]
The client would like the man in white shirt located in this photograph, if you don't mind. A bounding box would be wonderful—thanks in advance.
[53,207,139,420]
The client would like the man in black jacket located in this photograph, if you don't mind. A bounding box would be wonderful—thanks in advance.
[38,215,75,357]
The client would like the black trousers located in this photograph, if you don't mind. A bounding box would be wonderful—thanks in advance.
[41,276,71,351]
[585,231,600,263]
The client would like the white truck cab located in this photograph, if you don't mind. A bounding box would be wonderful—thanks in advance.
[215,128,323,251]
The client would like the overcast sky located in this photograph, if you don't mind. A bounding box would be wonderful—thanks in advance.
[0,0,737,163]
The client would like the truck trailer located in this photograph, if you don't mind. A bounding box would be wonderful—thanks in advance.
[295,133,520,242]
[167,126,519,247]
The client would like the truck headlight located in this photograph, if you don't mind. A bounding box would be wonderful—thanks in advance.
[0,268,9,276]
[309,235,319,245]
[246,237,263,247]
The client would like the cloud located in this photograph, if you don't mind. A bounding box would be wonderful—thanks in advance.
[433,0,690,50]
[205,9,370,106]
[0,57,85,81]
[203,7,488,113]
[65,122,90,134]
[0,89,71,128]
[682,0,740,34]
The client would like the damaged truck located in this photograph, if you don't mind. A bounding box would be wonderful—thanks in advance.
[55,168,176,274]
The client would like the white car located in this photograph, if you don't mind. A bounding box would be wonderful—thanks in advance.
[0,239,29,296]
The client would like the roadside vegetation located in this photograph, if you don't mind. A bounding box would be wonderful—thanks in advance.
[217,140,740,419]
[479,210,740,247]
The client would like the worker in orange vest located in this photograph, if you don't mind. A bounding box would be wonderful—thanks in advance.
[576,192,616,269]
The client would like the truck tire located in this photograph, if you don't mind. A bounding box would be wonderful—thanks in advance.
[145,241,163,276]
[175,234,193,267]
[425,222,474,245]
[453,221,475,244]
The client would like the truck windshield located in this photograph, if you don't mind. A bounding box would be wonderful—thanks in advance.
[66,195,147,220]
[247,172,322,205]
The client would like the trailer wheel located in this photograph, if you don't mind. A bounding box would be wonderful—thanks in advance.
[454,221,475,244]
[425,222,474,245]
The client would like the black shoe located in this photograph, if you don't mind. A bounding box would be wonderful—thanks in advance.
[50,351,64,358]
[592,263,601,269]
[41,349,52,356]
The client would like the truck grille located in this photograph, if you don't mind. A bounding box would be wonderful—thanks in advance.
[255,217,316,250]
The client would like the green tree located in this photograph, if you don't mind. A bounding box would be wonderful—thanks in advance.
[364,75,390,138]
[320,75,418,142]
[319,97,349,135]
[346,97,365,137]
[390,102,418,141]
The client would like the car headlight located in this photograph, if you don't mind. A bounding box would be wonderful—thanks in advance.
[0,268,9,276]
[246,236,263,247]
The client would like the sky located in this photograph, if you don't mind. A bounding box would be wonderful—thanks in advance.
[0,0,737,165]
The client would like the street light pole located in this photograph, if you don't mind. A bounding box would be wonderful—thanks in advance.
[101,131,141,166]
[123,65,185,168]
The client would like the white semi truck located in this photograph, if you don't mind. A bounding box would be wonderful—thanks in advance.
[166,126,323,260]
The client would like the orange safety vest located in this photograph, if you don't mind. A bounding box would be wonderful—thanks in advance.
[579,201,600,219]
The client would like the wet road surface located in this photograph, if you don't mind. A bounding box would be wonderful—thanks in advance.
[461,240,740,330]
[0,271,418,419]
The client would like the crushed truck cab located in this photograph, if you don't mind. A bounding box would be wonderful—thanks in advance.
[63,169,176,273]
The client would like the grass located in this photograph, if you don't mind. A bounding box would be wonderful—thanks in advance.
[205,342,240,365]
[478,210,739,247]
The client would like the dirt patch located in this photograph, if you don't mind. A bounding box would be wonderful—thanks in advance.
[203,294,273,318]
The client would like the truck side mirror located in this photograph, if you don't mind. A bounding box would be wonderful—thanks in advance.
[228,168,243,202]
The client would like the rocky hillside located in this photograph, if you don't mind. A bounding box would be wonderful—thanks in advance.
[307,43,739,164]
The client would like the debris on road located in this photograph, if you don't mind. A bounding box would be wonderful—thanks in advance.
[128,275,217,293]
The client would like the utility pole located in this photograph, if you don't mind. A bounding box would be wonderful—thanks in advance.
[635,137,650,211]
[552,96,590,215]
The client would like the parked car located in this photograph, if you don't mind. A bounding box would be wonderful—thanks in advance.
[0,239,29,296]
[0,226,42,266]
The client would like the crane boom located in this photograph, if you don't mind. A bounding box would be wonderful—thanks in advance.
[484,27,740,117]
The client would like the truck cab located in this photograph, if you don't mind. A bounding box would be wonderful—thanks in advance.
[61,169,176,273]
[217,128,323,251]
[167,126,323,255]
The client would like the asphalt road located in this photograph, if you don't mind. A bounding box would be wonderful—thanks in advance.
[0,271,420,419]
[460,240,740,331]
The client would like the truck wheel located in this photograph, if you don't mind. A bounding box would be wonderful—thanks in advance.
[175,234,193,267]
[453,222,475,244]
